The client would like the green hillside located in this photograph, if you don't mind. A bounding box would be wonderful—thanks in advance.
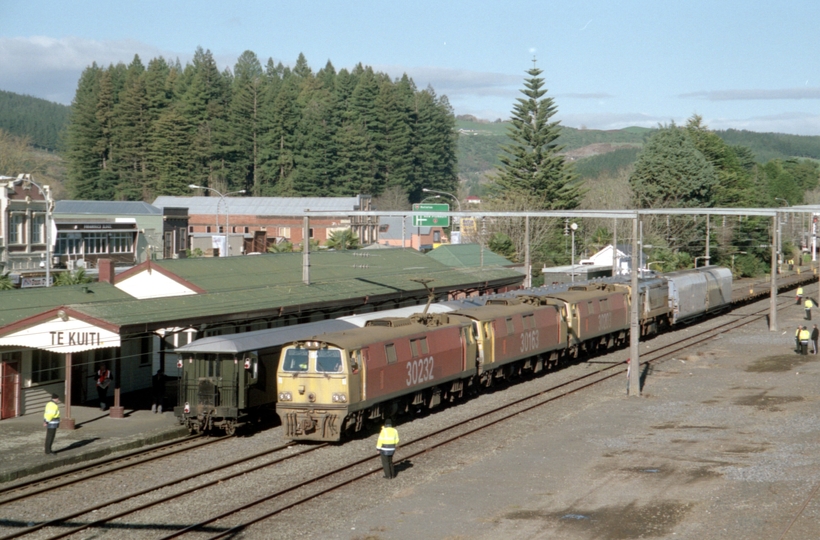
[0,90,70,151]
[457,118,820,184]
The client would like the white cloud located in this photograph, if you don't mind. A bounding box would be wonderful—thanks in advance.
[0,36,239,104]
[680,88,820,101]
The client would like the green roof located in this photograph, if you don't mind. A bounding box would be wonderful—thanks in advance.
[0,249,523,332]
[426,243,515,268]
[0,283,133,328]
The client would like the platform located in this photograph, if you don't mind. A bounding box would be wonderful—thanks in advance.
[0,406,187,483]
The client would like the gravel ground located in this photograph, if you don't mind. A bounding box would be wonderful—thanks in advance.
[5,293,820,540]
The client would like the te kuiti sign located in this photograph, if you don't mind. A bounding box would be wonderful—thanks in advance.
[0,315,120,353]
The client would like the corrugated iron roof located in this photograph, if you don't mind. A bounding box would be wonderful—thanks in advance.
[152,196,364,215]
[55,200,162,215]
[0,249,522,332]
[427,243,514,268]
[0,283,134,328]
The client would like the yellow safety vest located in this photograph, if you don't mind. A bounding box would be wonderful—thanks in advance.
[797,287,803,296]
[806,299,813,309]
[44,401,60,423]
[800,329,811,341]
[377,426,400,454]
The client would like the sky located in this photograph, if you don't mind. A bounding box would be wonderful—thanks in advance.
[2,0,819,135]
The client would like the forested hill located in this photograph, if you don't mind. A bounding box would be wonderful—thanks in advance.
[457,116,820,182]
[0,90,70,150]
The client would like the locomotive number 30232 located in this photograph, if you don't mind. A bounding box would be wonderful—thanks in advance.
[406,356,435,386]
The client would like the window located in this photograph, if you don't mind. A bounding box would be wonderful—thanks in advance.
[280,227,291,238]
[409,338,428,357]
[32,349,62,384]
[385,343,397,364]
[506,318,515,335]
[218,226,224,233]
[56,234,82,255]
[84,233,108,254]
[179,229,188,252]
[282,349,309,372]
[316,349,343,372]
[244,227,249,233]
[30,215,45,244]
[206,226,212,233]
[308,228,314,238]
[189,226,194,233]
[8,214,24,244]
[434,231,441,243]
[379,224,389,233]
[109,233,134,254]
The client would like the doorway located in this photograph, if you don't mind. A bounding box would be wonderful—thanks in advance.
[1,353,21,419]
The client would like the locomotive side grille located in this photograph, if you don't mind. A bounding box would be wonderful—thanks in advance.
[366,317,414,327]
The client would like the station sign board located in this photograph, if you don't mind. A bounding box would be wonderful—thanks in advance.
[412,203,450,227]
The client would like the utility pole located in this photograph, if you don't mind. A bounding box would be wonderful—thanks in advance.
[629,215,641,396]
[770,215,778,331]
[303,215,310,285]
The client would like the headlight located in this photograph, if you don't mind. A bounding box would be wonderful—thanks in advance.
[183,402,190,414]
[332,393,347,403]
[278,392,292,401]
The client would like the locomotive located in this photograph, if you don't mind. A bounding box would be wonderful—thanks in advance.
[175,266,732,438]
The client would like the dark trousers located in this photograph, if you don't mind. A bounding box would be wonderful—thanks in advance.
[813,339,818,354]
[801,341,809,355]
[380,451,395,479]
[45,427,57,454]
[97,385,107,410]
[807,309,812,321]
[797,296,802,305]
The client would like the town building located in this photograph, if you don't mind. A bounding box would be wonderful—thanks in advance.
[152,195,376,254]
[0,175,51,283]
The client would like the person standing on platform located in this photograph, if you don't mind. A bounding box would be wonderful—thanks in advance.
[806,298,814,321]
[796,286,804,305]
[812,325,819,355]
[151,369,165,413]
[376,419,400,479]
[799,326,811,355]
[43,394,60,455]
[96,364,111,411]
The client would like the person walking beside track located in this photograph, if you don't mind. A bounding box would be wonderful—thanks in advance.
[812,325,819,355]
[96,364,111,411]
[796,286,804,305]
[376,419,400,479]
[43,394,60,455]
[799,326,811,355]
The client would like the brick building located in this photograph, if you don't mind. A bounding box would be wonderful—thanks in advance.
[152,195,375,253]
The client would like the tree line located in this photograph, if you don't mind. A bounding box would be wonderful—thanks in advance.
[64,48,458,202]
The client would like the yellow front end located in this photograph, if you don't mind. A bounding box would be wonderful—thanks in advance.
[275,343,352,441]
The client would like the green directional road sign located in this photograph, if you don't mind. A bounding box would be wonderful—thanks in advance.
[412,203,450,227]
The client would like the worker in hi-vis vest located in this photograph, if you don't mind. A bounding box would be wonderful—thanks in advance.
[43,394,61,455]
[376,419,400,479]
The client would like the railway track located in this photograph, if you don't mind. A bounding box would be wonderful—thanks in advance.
[0,292,803,540]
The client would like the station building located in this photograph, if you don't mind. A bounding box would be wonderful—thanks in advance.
[0,249,523,422]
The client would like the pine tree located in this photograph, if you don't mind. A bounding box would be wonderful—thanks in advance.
[231,50,265,194]
[65,64,103,199]
[151,105,192,195]
[113,55,150,200]
[491,62,580,210]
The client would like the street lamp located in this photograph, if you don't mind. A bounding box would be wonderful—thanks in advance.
[7,174,52,286]
[570,222,578,282]
[189,185,246,256]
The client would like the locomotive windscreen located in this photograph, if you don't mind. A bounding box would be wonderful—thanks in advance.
[282,349,309,372]
[316,350,343,373]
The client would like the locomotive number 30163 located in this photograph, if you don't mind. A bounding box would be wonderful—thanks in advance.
[406,356,435,386]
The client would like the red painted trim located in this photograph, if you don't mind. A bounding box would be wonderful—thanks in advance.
[0,306,121,337]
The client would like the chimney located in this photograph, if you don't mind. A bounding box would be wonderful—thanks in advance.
[98,259,114,284]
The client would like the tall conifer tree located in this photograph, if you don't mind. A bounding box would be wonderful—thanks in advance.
[491,61,580,210]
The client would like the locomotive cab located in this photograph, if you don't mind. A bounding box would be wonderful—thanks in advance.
[276,341,354,441]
